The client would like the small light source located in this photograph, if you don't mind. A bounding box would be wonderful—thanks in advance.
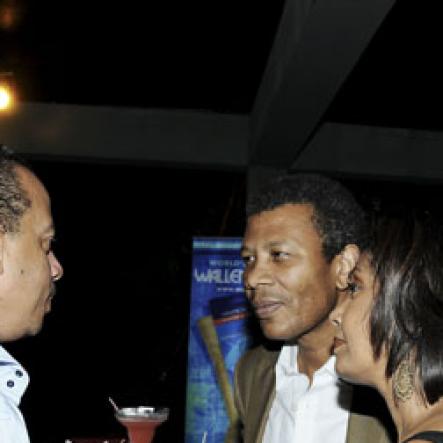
[0,84,13,111]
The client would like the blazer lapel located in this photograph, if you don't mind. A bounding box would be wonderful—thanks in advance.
[347,412,389,443]
[346,385,394,443]
[347,412,374,443]
[247,354,277,443]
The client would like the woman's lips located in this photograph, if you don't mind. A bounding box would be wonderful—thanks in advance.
[253,301,283,319]
[333,337,346,351]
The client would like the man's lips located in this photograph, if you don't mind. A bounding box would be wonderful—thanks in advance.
[333,337,346,351]
[44,284,56,314]
[44,297,52,314]
[253,300,284,319]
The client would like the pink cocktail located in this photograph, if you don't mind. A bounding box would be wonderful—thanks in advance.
[116,406,169,443]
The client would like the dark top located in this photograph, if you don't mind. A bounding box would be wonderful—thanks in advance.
[403,431,443,442]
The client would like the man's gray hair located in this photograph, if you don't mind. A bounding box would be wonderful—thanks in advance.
[0,145,31,233]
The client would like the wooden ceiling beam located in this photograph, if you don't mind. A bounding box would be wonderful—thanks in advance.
[250,0,396,168]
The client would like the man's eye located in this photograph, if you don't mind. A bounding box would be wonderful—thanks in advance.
[271,251,289,261]
[241,255,255,265]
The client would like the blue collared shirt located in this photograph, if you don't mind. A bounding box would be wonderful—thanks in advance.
[0,346,30,443]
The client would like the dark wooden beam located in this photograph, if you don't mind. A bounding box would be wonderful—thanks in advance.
[250,0,396,168]
[292,122,443,181]
[0,102,248,169]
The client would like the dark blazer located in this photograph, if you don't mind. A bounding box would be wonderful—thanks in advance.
[226,346,395,443]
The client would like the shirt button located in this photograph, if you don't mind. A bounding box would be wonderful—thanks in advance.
[15,370,23,377]
[7,380,14,388]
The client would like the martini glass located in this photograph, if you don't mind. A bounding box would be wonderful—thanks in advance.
[115,406,169,443]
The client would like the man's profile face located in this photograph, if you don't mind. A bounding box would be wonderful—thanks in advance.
[241,203,338,341]
[0,166,63,341]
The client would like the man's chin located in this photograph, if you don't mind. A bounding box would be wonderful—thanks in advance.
[261,322,297,342]
[44,298,52,314]
[0,325,42,342]
[26,318,45,337]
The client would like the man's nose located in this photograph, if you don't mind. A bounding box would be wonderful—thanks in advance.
[49,251,64,282]
[244,260,273,290]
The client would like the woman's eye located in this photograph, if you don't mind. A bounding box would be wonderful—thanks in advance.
[347,281,360,297]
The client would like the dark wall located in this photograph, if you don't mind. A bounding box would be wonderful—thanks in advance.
[4,160,246,443]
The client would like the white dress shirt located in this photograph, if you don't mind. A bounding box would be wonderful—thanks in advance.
[0,346,30,443]
[262,345,352,443]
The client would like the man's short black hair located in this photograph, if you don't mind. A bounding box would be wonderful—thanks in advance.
[0,145,31,233]
[246,173,368,261]
[369,213,443,405]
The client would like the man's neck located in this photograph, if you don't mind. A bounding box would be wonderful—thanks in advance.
[292,319,335,382]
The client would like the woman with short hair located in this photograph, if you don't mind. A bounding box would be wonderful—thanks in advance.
[330,213,443,443]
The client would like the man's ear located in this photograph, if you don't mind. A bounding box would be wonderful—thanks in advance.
[335,244,360,290]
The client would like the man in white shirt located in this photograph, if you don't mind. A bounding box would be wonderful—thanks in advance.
[0,145,64,442]
[229,174,392,443]
[0,346,30,443]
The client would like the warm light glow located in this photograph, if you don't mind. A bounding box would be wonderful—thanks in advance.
[0,85,13,111]
[0,0,23,31]
[0,6,15,30]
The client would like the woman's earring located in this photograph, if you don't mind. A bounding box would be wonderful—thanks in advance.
[393,360,414,402]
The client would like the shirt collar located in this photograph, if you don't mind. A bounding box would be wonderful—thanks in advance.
[276,344,299,376]
[321,354,338,378]
[0,345,29,406]
[277,344,338,379]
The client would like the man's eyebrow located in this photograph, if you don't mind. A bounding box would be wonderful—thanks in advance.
[267,241,284,246]
[267,240,290,248]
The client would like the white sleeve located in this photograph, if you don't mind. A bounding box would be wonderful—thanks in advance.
[0,394,30,443]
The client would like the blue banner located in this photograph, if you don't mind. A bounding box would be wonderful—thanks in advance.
[185,237,251,443]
